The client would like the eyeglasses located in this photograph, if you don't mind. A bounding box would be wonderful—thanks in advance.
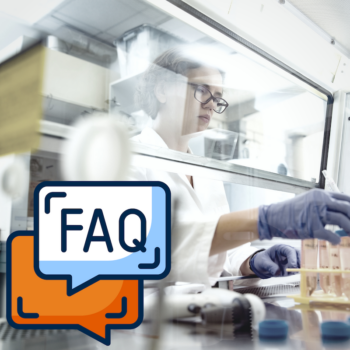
[188,83,229,114]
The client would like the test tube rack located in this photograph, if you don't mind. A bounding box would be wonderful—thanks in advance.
[286,268,350,305]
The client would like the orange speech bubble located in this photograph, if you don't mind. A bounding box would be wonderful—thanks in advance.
[7,232,143,346]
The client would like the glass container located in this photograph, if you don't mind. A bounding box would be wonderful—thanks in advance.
[301,239,318,296]
[319,240,331,294]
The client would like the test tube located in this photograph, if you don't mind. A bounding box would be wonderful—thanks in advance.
[338,230,350,299]
[329,242,342,297]
[301,239,318,296]
[319,240,331,294]
[321,171,343,297]
[322,170,341,192]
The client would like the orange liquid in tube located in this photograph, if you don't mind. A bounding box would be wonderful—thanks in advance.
[301,239,318,296]
[338,230,350,299]
[319,240,331,294]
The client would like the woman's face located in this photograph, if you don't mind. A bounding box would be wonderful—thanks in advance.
[182,66,224,135]
[158,66,224,137]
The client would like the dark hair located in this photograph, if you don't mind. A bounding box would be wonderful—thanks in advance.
[135,47,224,120]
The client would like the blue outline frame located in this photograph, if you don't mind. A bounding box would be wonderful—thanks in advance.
[6,181,171,345]
[17,297,39,319]
[33,181,171,295]
[6,231,144,346]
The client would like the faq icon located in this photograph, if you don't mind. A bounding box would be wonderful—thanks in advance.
[7,181,171,345]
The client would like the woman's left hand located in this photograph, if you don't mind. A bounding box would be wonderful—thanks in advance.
[249,244,300,279]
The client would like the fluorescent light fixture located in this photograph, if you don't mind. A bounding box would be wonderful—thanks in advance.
[0,0,66,24]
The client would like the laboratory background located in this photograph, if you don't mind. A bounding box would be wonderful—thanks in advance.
[0,0,350,349]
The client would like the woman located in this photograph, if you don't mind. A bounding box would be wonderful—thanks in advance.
[129,47,350,287]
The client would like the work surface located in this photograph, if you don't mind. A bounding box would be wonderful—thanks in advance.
[0,296,350,350]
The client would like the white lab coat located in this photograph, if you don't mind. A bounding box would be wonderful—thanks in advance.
[129,127,258,288]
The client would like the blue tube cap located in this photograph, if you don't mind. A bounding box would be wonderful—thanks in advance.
[259,320,289,339]
[321,321,350,340]
[336,230,348,237]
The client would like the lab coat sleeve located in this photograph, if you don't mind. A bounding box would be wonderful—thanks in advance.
[127,163,257,286]
[223,243,259,276]
[168,215,226,287]
[169,220,259,285]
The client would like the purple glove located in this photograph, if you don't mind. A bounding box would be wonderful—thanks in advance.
[250,245,300,279]
[258,189,350,245]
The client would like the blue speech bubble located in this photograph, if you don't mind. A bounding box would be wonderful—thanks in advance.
[33,182,171,295]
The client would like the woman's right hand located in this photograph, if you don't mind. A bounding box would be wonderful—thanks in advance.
[258,189,350,244]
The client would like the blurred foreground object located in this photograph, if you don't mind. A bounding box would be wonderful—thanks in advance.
[144,288,265,327]
[259,319,289,340]
[0,43,45,156]
[61,113,130,181]
[1,156,28,200]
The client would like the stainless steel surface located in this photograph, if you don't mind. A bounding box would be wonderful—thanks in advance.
[0,297,349,349]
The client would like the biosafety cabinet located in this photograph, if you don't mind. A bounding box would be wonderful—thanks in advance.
[0,0,350,346]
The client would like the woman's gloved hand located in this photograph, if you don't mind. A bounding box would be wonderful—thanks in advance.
[249,245,300,279]
[258,189,350,245]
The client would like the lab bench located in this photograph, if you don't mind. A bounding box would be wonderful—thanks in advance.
[0,243,347,349]
[0,296,348,349]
